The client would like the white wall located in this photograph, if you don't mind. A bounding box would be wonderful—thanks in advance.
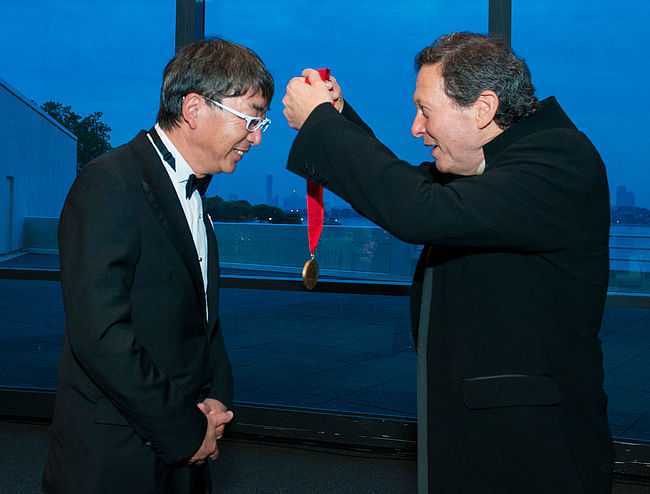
[0,77,77,254]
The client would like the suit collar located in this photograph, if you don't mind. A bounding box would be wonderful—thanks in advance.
[484,97,576,168]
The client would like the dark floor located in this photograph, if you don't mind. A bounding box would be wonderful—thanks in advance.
[0,420,416,494]
[1,420,649,494]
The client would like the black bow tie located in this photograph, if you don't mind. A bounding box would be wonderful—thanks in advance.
[186,174,212,199]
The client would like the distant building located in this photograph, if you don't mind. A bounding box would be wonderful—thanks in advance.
[0,77,77,255]
[265,173,279,207]
[615,185,635,208]
[266,173,272,204]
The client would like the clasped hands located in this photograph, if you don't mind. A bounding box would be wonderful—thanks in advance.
[187,398,233,465]
[283,68,344,130]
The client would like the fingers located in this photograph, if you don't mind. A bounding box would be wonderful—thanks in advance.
[202,409,232,459]
[302,68,321,85]
[187,401,232,465]
[206,409,233,426]
[217,410,234,425]
[208,444,220,461]
[187,433,216,465]
[328,75,341,96]
[283,69,337,130]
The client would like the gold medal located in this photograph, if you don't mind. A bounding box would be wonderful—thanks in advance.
[302,258,319,290]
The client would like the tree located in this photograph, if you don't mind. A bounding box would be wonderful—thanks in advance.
[204,196,252,222]
[203,196,303,224]
[284,211,303,224]
[41,101,112,172]
[252,204,286,224]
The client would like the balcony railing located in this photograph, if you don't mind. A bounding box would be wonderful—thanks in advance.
[11,218,650,296]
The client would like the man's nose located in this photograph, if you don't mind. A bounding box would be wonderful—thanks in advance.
[411,112,426,138]
[247,128,262,146]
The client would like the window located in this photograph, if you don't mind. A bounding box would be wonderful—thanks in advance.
[513,0,650,442]
[203,0,487,417]
[0,1,176,389]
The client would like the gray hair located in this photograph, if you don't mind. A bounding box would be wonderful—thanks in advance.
[157,38,274,129]
[415,32,538,128]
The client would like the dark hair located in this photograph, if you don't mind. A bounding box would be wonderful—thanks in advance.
[157,38,274,129]
[415,32,538,128]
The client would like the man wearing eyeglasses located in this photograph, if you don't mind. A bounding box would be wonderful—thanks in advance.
[43,38,273,494]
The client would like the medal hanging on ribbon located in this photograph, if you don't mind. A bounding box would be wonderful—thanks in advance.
[302,69,331,290]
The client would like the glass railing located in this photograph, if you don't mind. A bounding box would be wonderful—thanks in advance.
[16,217,650,295]
[214,221,650,295]
[214,222,418,283]
[608,224,650,294]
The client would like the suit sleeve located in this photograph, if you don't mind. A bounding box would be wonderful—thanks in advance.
[58,161,207,465]
[287,102,607,251]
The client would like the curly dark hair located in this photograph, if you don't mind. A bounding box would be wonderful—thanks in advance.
[157,38,274,130]
[415,32,538,129]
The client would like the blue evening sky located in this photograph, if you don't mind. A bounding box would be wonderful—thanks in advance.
[1,0,648,208]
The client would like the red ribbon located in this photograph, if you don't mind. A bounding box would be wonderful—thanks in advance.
[307,181,324,255]
[305,69,332,256]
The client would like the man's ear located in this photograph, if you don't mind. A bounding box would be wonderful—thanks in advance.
[182,93,203,130]
[475,90,499,129]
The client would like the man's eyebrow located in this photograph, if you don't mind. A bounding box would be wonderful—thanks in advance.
[253,103,269,114]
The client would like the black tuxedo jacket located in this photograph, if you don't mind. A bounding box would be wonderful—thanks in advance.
[287,98,613,494]
[43,130,232,494]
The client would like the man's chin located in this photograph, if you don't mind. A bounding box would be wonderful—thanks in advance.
[434,160,449,173]
[220,160,238,174]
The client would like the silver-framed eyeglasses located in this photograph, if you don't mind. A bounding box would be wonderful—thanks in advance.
[202,95,271,132]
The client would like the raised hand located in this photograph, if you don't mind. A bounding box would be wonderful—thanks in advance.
[283,68,335,130]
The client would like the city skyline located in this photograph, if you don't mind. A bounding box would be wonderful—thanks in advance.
[0,1,647,209]
[219,171,650,218]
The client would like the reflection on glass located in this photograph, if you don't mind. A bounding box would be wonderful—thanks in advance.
[220,289,416,416]
[513,1,650,443]
[0,280,64,389]
[1,271,648,441]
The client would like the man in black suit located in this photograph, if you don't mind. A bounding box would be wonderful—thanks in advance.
[43,39,273,494]
[283,33,613,493]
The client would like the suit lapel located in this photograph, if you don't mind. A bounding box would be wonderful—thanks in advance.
[131,131,206,311]
[204,212,220,331]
